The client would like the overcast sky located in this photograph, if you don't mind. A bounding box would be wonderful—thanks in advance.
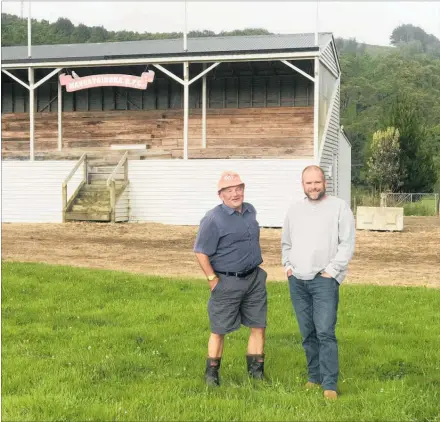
[1,1,440,46]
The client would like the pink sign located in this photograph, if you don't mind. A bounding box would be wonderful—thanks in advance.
[59,71,155,92]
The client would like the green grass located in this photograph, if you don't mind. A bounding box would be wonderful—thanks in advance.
[403,197,439,216]
[2,262,440,421]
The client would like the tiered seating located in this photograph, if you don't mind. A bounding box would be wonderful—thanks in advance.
[1,107,314,159]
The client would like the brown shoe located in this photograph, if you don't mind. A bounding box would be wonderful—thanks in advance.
[323,390,338,400]
[305,381,321,390]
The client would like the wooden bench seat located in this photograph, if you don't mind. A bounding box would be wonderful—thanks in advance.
[2,106,314,159]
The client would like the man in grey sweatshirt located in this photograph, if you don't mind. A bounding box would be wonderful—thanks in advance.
[281,165,355,400]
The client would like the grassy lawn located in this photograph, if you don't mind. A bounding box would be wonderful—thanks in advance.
[403,197,439,216]
[2,262,440,421]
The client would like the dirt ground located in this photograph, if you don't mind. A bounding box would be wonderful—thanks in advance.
[2,216,440,288]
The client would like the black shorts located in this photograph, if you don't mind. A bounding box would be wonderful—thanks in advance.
[208,267,267,335]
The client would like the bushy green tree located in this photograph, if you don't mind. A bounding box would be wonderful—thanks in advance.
[387,94,436,192]
[367,127,403,192]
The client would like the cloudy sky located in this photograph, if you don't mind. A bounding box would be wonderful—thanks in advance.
[1,1,440,46]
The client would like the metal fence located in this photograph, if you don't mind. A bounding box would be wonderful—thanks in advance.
[381,193,439,216]
[352,192,440,216]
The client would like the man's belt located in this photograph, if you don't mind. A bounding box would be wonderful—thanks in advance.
[216,267,257,278]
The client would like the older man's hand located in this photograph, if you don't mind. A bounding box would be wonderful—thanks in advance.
[209,277,220,291]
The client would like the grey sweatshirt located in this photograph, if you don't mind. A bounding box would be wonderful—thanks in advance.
[281,195,356,284]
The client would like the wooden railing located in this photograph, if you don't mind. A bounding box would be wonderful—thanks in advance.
[106,151,129,223]
[62,153,87,222]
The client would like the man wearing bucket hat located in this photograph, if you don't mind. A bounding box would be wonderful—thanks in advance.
[194,171,267,386]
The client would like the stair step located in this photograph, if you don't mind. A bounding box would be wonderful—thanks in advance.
[82,180,125,188]
[89,173,120,181]
[82,181,125,188]
[74,201,110,209]
[65,211,111,222]
[89,166,125,174]
[78,188,109,196]
[77,193,109,201]
[71,204,111,212]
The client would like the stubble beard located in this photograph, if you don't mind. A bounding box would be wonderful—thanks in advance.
[305,189,326,201]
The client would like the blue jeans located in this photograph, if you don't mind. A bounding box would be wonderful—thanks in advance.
[288,274,339,391]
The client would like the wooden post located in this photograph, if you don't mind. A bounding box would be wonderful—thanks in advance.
[124,158,128,183]
[202,64,207,148]
[313,57,320,163]
[183,61,189,160]
[58,72,63,151]
[29,67,35,161]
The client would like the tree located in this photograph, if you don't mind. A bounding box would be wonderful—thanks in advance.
[390,24,440,54]
[424,125,440,191]
[72,24,91,43]
[219,28,271,36]
[387,94,437,192]
[367,127,403,191]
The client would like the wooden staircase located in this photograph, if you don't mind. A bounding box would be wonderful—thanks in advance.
[62,153,129,223]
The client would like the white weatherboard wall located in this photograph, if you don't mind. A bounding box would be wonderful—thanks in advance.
[128,159,314,226]
[338,131,352,207]
[318,39,340,196]
[2,161,83,222]
[319,82,340,195]
[115,186,129,222]
[320,40,339,78]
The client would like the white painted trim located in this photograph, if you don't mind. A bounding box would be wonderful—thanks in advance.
[154,61,219,89]
[183,61,189,160]
[33,67,62,89]
[153,64,185,85]
[1,51,320,70]
[188,62,220,85]
[29,67,35,161]
[313,57,320,162]
[318,77,340,162]
[280,60,315,83]
[58,73,62,151]
[202,64,207,149]
[319,38,340,78]
[340,125,352,147]
[330,37,341,74]
[1,69,30,90]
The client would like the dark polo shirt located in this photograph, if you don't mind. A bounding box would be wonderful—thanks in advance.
[194,202,263,273]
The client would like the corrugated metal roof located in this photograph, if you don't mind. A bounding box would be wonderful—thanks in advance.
[1,33,332,63]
